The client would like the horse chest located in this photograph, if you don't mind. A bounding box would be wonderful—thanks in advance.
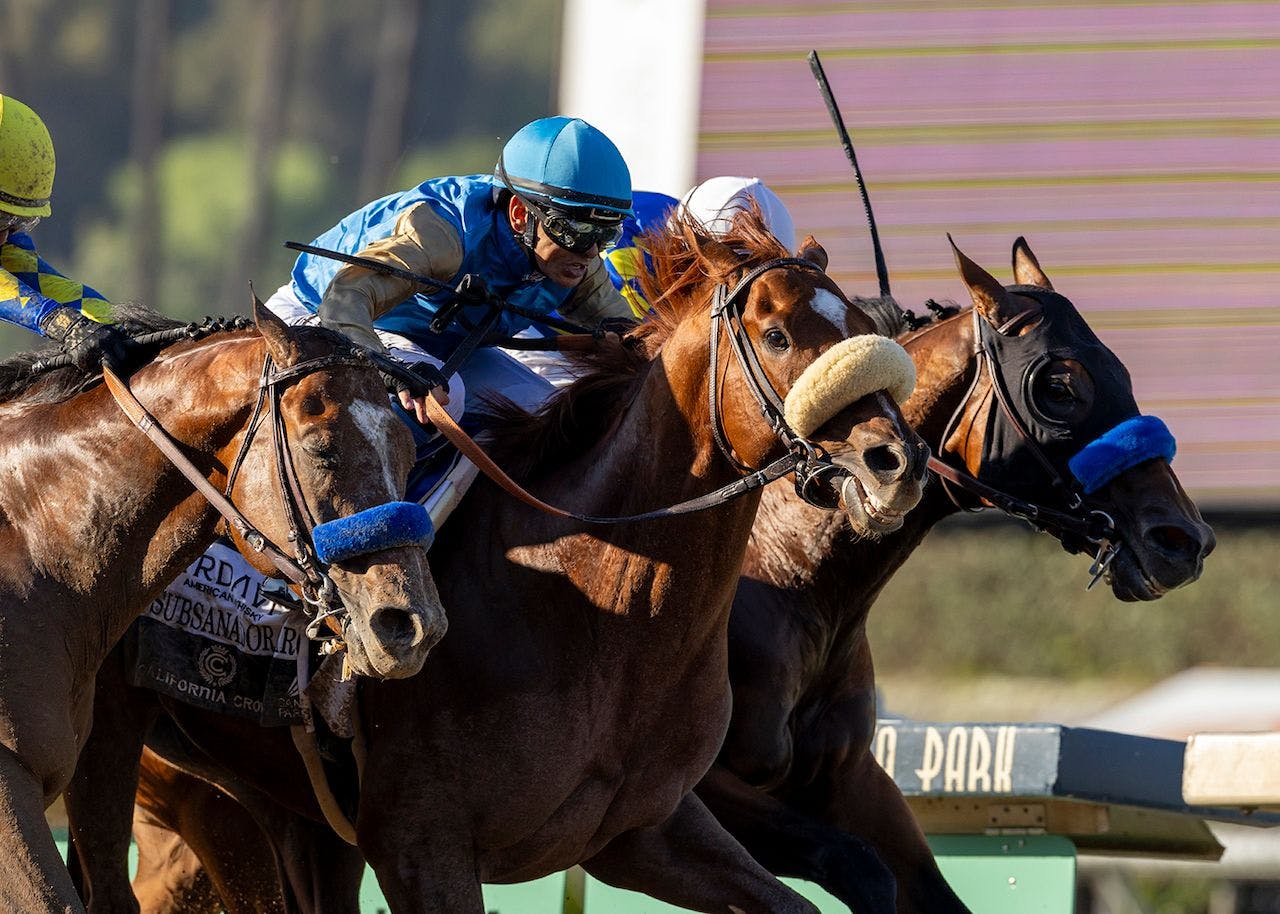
[467,662,732,881]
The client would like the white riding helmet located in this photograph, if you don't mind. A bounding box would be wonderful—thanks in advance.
[678,176,797,253]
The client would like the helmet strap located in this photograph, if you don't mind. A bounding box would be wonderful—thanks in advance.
[505,192,541,254]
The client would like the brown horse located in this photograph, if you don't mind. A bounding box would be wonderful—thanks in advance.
[67,214,929,913]
[108,237,1212,914]
[0,302,446,914]
[694,237,1215,913]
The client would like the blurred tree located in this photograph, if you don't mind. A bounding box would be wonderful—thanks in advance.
[129,0,170,306]
[357,0,422,202]
[0,0,565,357]
[220,0,295,314]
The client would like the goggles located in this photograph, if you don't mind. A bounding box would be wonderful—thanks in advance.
[0,213,40,236]
[527,199,623,255]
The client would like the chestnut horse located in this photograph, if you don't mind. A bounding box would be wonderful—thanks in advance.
[0,302,446,914]
[66,214,928,914]
[105,237,1213,914]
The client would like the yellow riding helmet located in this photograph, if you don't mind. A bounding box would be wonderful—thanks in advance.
[0,95,55,218]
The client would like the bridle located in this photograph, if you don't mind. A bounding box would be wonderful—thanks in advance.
[415,256,863,523]
[929,301,1122,587]
[103,336,407,642]
[708,256,852,506]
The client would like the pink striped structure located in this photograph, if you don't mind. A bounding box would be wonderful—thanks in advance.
[699,0,1280,506]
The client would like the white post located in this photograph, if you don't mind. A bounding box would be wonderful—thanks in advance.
[559,0,705,196]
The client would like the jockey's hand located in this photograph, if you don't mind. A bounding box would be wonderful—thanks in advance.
[397,389,434,427]
[58,315,138,373]
[596,316,639,339]
[378,358,449,428]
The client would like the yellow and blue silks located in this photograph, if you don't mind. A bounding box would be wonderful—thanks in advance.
[602,190,679,319]
[0,232,112,334]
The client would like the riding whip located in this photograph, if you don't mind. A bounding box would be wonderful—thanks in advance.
[807,49,891,299]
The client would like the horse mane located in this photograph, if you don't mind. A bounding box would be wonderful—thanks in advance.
[483,208,791,481]
[0,303,192,406]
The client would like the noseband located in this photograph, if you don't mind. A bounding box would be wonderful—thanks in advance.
[105,337,429,643]
[708,256,850,505]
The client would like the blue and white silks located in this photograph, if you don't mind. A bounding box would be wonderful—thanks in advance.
[291,175,575,357]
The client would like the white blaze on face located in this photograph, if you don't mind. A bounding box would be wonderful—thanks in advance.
[809,287,849,333]
[348,398,399,496]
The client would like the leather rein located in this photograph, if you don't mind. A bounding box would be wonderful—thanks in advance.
[928,306,1121,585]
[400,256,849,524]
[102,342,380,639]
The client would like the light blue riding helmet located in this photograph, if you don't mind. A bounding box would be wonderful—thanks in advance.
[496,116,634,220]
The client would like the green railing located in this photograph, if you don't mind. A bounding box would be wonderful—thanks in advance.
[56,832,1074,913]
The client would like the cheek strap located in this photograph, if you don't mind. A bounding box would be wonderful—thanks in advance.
[312,501,434,565]
[1068,415,1176,495]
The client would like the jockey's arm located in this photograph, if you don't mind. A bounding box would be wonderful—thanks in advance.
[0,232,130,369]
[317,203,463,352]
[0,232,114,334]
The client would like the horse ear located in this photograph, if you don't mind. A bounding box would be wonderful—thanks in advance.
[798,235,828,271]
[1011,236,1054,290]
[254,295,300,366]
[701,236,744,275]
[949,234,1034,331]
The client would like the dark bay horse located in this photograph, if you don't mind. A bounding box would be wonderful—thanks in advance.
[694,237,1215,913]
[68,215,929,913]
[0,302,446,914]
[110,236,1211,914]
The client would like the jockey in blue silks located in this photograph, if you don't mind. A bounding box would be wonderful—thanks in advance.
[0,94,130,369]
[269,117,634,424]
[263,116,635,514]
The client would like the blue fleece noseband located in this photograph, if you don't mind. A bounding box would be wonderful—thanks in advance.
[1068,415,1176,495]
[312,501,434,564]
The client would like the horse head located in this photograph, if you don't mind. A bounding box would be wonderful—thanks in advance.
[217,301,447,677]
[939,237,1214,599]
[643,213,929,537]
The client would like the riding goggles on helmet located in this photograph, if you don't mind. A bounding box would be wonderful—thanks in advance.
[530,201,623,254]
[496,158,625,255]
[0,212,40,235]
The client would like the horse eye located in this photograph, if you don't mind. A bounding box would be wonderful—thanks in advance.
[1046,377,1075,402]
[763,328,790,352]
[300,394,326,417]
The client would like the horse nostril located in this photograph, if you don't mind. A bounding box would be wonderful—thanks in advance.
[1149,523,1200,562]
[863,443,905,479]
[369,606,423,649]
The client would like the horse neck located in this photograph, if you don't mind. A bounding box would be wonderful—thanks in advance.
[0,336,264,672]
[740,312,978,636]
[489,324,764,643]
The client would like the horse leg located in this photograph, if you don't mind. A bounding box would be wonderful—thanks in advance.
[582,791,819,914]
[143,716,360,914]
[362,848,483,914]
[0,745,85,913]
[801,752,970,914]
[131,805,222,914]
[132,749,285,914]
[252,802,362,914]
[696,764,897,914]
[63,645,161,914]
[358,804,483,914]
